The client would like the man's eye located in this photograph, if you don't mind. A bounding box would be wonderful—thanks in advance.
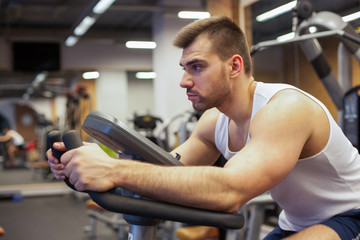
[192,65,201,71]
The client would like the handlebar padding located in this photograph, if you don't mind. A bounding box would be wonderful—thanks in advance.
[88,191,244,229]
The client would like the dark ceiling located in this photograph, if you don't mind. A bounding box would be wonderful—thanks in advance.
[0,0,359,99]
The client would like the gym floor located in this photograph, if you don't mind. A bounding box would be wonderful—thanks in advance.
[0,164,120,240]
[0,194,123,240]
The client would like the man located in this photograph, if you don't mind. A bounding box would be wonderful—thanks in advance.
[47,16,360,239]
[0,126,25,167]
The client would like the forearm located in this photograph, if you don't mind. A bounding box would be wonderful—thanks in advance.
[114,160,244,212]
[57,143,246,212]
[0,135,10,142]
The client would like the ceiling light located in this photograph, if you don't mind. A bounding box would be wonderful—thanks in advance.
[178,11,210,19]
[135,72,157,79]
[83,71,100,79]
[126,41,156,49]
[256,1,297,22]
[65,0,115,47]
[93,0,116,14]
[309,26,317,33]
[65,36,79,47]
[342,11,360,22]
[74,16,96,36]
[272,11,360,44]
[33,72,48,84]
[276,32,295,42]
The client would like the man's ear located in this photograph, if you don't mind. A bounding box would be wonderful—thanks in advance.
[229,55,243,78]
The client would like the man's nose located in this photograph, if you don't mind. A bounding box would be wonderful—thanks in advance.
[180,72,194,88]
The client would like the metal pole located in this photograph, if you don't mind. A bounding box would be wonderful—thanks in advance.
[128,224,157,240]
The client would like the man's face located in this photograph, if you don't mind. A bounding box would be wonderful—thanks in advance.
[179,36,231,111]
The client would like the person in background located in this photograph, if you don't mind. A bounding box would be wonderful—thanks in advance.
[0,126,25,168]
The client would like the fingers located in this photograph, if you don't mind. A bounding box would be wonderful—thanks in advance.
[46,144,66,180]
[67,171,86,192]
[63,155,88,192]
[46,142,65,162]
[53,142,66,151]
[46,142,81,181]
[47,158,66,180]
[48,161,66,180]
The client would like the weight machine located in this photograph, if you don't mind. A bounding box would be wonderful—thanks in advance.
[251,0,360,147]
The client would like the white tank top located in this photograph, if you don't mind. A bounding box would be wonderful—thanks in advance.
[9,129,24,146]
[215,82,360,231]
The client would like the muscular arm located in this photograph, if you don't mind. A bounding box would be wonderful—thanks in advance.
[51,91,320,212]
[111,91,315,212]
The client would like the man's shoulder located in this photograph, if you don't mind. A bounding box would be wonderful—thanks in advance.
[198,108,221,126]
[192,108,221,142]
[269,88,318,107]
[254,89,324,130]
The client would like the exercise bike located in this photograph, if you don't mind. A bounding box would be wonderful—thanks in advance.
[48,110,244,240]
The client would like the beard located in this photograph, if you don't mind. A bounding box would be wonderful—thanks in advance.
[190,64,231,111]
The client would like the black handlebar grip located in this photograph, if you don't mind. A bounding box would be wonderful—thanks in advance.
[47,130,84,191]
[47,130,65,160]
[47,130,74,190]
[62,130,84,150]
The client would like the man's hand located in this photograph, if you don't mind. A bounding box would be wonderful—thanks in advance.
[47,142,120,192]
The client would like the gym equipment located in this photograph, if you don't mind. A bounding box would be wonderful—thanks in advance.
[82,110,181,166]
[344,86,360,149]
[83,144,126,239]
[65,86,92,135]
[84,199,128,239]
[85,113,172,239]
[48,110,244,240]
[131,114,162,141]
[176,226,220,239]
[154,110,203,152]
[251,0,360,116]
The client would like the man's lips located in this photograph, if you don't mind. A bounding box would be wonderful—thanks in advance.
[186,91,198,101]
[187,95,197,101]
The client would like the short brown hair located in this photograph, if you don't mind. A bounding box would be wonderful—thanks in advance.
[173,16,252,75]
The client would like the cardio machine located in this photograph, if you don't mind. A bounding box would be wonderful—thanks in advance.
[48,110,244,240]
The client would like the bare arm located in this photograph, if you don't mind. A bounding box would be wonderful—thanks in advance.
[107,91,314,212]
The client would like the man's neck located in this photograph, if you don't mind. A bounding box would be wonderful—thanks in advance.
[217,76,256,125]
